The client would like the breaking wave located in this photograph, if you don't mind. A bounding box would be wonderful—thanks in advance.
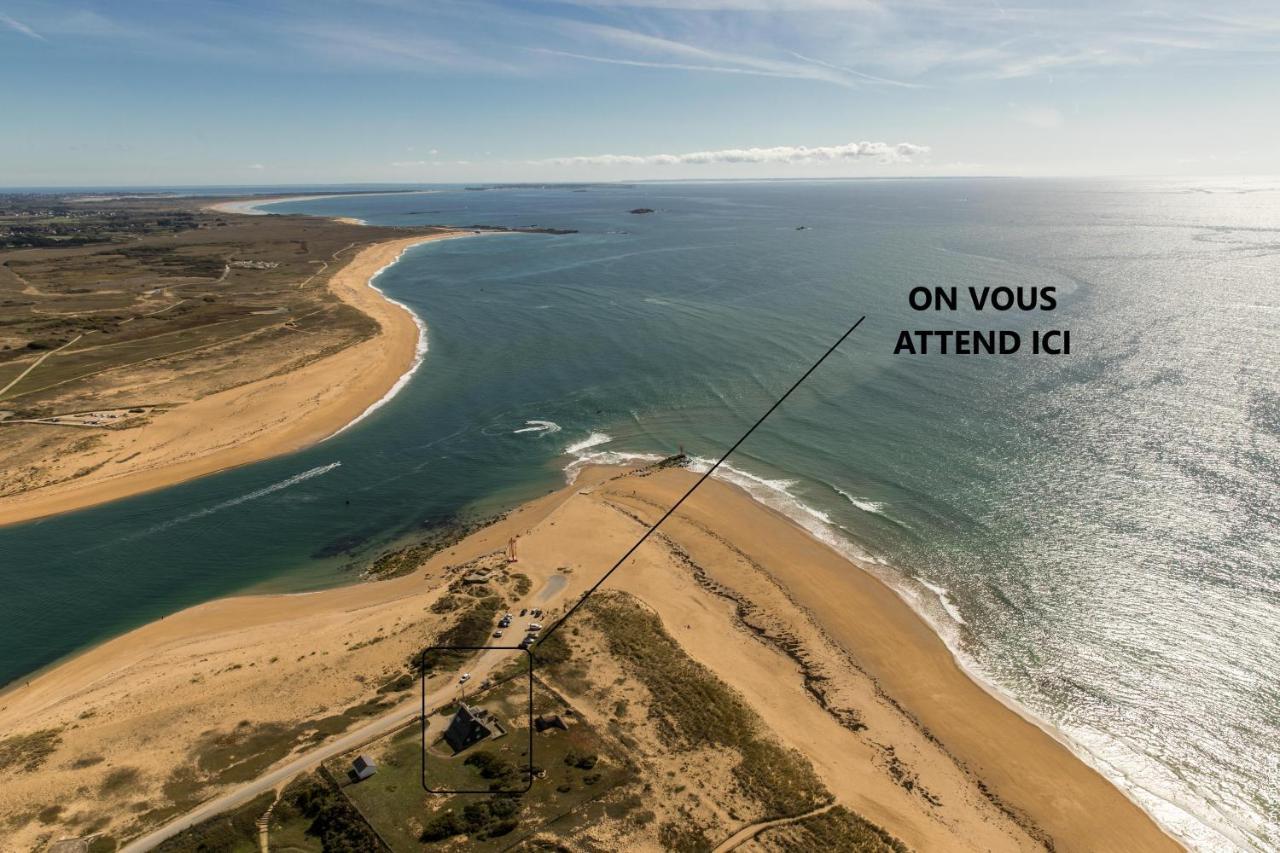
[564,432,612,453]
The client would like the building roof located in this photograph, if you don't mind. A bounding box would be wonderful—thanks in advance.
[443,703,494,752]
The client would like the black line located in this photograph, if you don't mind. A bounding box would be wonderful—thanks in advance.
[539,315,865,644]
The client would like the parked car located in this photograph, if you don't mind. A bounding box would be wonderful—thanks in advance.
[493,630,504,638]
[459,673,471,683]
[520,608,528,616]
[528,622,543,632]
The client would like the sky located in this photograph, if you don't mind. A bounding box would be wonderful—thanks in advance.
[1,0,1278,186]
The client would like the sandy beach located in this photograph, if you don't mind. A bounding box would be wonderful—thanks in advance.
[0,464,1180,852]
[0,229,464,527]
[206,192,437,218]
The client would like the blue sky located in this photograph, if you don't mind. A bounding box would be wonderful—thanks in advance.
[2,0,1277,185]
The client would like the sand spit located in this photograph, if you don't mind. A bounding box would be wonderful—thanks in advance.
[205,191,440,217]
[0,465,1179,852]
[0,230,465,526]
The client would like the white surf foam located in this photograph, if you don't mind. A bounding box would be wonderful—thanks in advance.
[564,432,613,454]
[835,487,886,516]
[562,433,663,483]
[681,455,887,565]
[915,578,968,625]
[513,420,562,435]
[323,236,468,440]
[554,442,1254,848]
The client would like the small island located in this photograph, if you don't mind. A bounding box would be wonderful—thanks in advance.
[629,208,655,214]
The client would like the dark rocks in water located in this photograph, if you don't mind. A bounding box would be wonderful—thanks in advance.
[312,530,376,559]
[795,225,811,230]
[361,512,509,581]
[629,208,655,214]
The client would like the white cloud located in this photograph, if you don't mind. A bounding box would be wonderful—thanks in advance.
[1,13,46,41]
[248,163,265,170]
[536,140,929,167]
[1017,106,1065,129]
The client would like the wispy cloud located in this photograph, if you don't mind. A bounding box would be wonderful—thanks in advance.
[534,140,929,167]
[1,13,46,41]
[541,19,902,88]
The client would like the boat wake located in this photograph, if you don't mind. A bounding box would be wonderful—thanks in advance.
[144,463,343,537]
[513,420,562,435]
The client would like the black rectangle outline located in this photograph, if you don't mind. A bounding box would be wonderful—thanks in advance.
[419,644,534,794]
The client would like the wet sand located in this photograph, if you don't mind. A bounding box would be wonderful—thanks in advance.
[0,464,1180,851]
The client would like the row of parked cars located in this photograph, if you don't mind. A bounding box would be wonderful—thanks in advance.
[493,607,545,649]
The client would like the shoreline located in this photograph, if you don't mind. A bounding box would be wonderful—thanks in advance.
[205,191,440,217]
[0,463,1179,852]
[0,224,467,527]
[565,443,1195,848]
[606,466,1182,852]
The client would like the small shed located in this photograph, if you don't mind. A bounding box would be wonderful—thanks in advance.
[352,755,376,781]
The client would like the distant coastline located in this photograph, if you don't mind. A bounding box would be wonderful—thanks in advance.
[206,190,441,217]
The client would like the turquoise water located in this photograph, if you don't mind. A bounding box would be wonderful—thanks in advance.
[3,180,1277,850]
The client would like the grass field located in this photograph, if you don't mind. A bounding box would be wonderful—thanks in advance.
[330,673,634,851]
[0,192,451,500]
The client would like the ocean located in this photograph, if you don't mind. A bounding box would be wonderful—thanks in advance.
[2,179,1276,850]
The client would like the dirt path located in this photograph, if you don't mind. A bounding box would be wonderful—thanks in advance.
[0,333,82,398]
[711,803,837,852]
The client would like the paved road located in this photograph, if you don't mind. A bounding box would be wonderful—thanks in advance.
[121,591,553,851]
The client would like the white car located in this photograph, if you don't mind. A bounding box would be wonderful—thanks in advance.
[528,623,543,632]
[459,673,471,684]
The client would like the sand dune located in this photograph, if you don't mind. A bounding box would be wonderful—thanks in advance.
[0,464,1178,851]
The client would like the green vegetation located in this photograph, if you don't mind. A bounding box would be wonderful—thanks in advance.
[0,727,62,772]
[409,595,502,675]
[510,572,533,597]
[160,770,390,853]
[275,772,388,852]
[658,820,714,852]
[99,766,142,794]
[430,594,462,614]
[419,797,521,842]
[587,594,828,818]
[465,749,519,783]
[377,672,416,694]
[154,790,274,853]
[762,805,910,853]
[363,515,504,580]
[335,676,632,851]
[531,628,573,669]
